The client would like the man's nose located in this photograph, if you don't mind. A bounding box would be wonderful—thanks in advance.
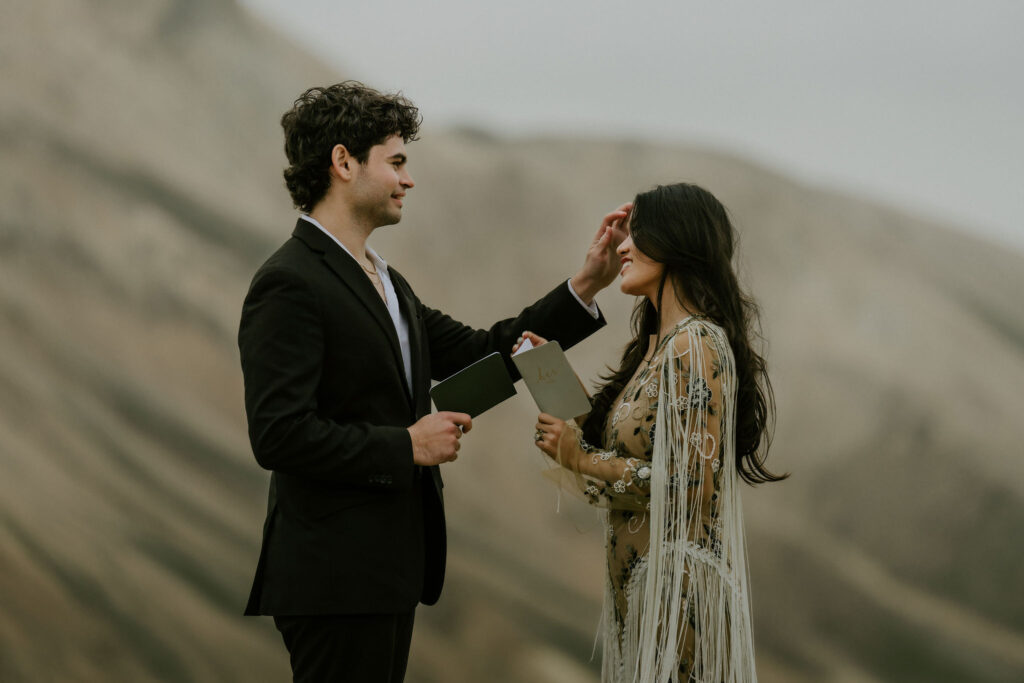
[401,171,415,189]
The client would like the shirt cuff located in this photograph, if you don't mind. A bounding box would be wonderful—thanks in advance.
[566,279,600,319]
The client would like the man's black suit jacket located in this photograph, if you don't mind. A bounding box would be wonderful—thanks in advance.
[239,219,605,616]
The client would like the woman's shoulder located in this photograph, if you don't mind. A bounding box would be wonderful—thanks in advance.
[661,318,733,383]
[666,316,727,354]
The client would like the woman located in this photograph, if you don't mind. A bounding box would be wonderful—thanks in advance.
[520,183,786,682]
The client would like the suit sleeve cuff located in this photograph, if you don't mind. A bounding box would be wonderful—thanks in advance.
[367,426,416,490]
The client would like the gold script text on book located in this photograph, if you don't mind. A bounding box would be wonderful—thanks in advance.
[537,367,558,383]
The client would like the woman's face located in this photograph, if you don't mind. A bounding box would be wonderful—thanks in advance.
[616,231,665,301]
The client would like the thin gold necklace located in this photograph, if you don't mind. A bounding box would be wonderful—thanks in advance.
[368,273,386,301]
[357,255,385,300]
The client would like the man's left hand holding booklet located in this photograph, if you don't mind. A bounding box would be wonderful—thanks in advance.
[429,353,518,418]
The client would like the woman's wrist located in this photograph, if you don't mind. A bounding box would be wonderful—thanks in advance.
[567,442,587,473]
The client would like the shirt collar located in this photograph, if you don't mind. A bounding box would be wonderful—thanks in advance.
[299,214,388,270]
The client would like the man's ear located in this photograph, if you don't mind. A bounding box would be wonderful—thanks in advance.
[330,144,354,181]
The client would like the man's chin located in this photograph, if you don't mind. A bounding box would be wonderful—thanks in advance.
[376,211,403,228]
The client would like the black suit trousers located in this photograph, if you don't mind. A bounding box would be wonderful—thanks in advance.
[274,611,416,683]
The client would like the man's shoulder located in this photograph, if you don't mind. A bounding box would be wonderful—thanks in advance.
[240,239,317,304]
[253,233,316,277]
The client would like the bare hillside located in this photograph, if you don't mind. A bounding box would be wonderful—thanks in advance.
[2,1,1022,681]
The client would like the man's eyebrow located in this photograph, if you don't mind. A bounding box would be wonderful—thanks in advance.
[387,153,408,163]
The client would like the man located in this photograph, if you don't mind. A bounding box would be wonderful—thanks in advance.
[239,81,625,682]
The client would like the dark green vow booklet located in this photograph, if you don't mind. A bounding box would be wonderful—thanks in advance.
[429,352,517,418]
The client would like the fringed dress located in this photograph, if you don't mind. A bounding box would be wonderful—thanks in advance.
[558,317,757,682]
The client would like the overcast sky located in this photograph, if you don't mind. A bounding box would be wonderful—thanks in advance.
[241,0,1024,250]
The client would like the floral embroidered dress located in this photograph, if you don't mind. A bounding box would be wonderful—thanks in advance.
[557,317,757,683]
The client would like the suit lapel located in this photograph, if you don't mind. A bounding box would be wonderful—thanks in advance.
[393,272,425,410]
[390,271,444,495]
[292,220,409,404]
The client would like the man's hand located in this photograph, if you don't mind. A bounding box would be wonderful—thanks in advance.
[570,203,632,304]
[408,411,472,466]
[512,330,548,354]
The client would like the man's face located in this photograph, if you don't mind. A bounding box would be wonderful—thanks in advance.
[351,134,414,227]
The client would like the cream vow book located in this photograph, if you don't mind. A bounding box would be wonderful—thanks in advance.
[511,340,591,420]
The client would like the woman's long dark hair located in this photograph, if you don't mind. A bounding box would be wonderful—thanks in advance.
[582,183,786,485]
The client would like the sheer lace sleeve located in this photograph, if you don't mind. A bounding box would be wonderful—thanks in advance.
[664,328,724,539]
[573,438,653,509]
[636,321,757,683]
[547,325,723,513]
[540,423,649,510]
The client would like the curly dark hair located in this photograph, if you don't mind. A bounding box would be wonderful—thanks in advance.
[582,183,787,486]
[280,81,422,212]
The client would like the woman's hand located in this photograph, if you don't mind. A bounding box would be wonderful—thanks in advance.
[533,413,584,471]
[569,203,632,303]
[512,330,548,355]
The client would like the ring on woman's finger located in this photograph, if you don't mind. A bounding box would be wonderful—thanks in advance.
[534,429,544,442]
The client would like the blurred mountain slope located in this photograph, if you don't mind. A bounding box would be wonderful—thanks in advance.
[2,1,1022,682]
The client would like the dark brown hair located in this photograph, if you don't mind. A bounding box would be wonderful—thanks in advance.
[582,183,786,485]
[280,81,421,212]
